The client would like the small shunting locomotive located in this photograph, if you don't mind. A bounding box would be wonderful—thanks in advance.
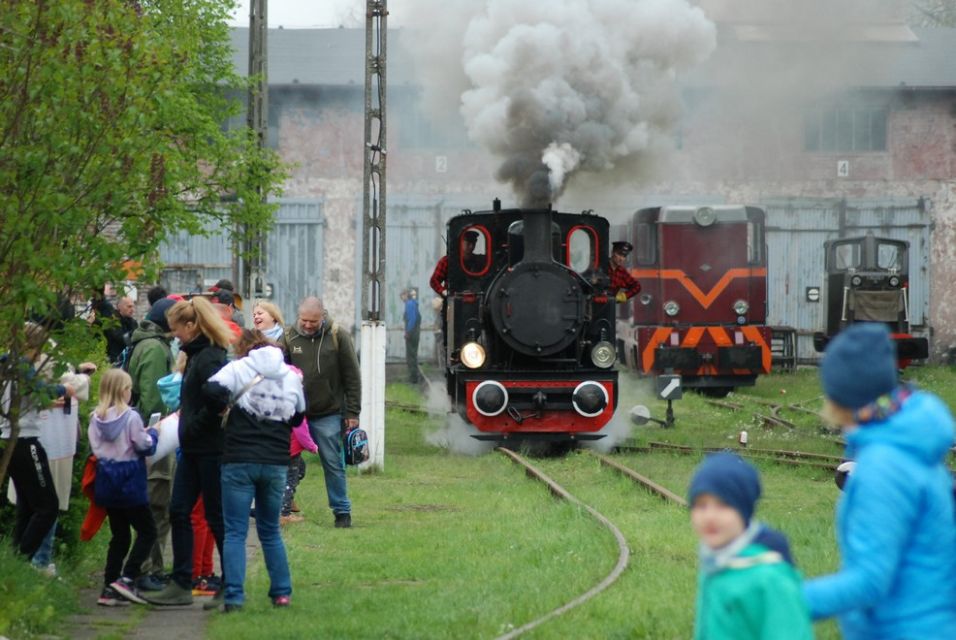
[615,205,772,396]
[439,199,619,441]
[812,232,928,364]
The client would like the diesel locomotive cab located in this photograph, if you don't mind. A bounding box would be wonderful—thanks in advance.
[442,201,619,441]
[813,233,928,361]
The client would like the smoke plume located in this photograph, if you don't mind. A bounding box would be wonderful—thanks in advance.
[399,0,716,206]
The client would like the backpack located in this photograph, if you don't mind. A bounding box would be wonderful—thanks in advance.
[119,334,163,372]
[343,425,369,466]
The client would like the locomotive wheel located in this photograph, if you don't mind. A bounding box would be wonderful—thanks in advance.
[698,386,733,399]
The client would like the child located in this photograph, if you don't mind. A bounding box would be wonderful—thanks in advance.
[804,323,956,639]
[89,369,159,606]
[689,452,813,640]
[280,365,317,524]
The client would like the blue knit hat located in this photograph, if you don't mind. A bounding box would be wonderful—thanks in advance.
[146,297,176,333]
[821,323,898,410]
[688,452,761,524]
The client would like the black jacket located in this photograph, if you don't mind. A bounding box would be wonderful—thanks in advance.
[177,335,228,455]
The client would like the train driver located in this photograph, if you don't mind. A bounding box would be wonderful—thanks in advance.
[430,230,484,297]
[609,241,641,303]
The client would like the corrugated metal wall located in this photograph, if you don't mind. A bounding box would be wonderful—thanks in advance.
[159,199,325,327]
[762,197,930,362]
[383,195,476,363]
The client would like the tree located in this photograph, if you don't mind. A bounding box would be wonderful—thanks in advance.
[0,0,286,485]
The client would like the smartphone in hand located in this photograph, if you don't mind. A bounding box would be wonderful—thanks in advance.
[148,413,162,427]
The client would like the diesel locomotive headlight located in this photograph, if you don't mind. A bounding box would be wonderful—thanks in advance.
[889,276,900,287]
[590,341,616,369]
[572,381,609,418]
[460,342,486,369]
[851,275,862,287]
[472,380,508,417]
[733,299,749,315]
[663,300,680,317]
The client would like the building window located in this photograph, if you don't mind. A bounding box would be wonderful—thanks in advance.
[804,106,887,152]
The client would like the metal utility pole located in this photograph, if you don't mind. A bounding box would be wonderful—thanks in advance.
[359,0,387,470]
[237,0,268,315]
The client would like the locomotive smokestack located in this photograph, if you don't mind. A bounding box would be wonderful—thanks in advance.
[521,209,553,264]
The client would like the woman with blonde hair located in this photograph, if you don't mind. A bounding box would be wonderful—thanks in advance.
[146,296,232,608]
[88,368,158,606]
[252,300,284,341]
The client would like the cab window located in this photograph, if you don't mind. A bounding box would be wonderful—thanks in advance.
[566,226,597,273]
[832,242,861,271]
[877,242,902,270]
[460,226,490,276]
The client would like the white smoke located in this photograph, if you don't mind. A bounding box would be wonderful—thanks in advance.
[425,414,498,456]
[542,142,582,195]
[401,0,716,205]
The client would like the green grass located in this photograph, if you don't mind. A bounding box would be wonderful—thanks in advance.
[6,365,955,638]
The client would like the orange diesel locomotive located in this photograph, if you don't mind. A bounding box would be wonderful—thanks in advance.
[615,205,771,396]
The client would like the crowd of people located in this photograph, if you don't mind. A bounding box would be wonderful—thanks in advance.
[3,276,955,636]
[1,283,361,613]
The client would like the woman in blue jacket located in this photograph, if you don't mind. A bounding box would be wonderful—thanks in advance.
[804,323,956,640]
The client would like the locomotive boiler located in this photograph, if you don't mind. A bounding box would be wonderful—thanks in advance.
[441,199,619,441]
[615,205,772,396]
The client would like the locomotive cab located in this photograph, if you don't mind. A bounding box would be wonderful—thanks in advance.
[441,201,619,441]
[813,233,928,361]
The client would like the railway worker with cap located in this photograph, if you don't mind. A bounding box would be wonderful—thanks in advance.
[689,452,813,640]
[803,322,956,640]
[608,241,640,303]
[429,230,484,296]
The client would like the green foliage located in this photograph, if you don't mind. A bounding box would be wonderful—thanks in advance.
[0,0,286,482]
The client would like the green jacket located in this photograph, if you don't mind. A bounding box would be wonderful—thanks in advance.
[284,317,361,420]
[128,321,173,421]
[694,542,813,640]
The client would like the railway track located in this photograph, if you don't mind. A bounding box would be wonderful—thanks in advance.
[494,445,703,638]
[615,440,842,471]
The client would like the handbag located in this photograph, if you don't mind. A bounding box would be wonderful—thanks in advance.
[220,374,264,428]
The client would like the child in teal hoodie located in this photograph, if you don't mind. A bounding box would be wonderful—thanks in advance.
[690,452,813,640]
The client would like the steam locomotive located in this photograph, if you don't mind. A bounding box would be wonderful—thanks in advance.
[441,199,618,441]
[812,232,928,364]
[615,205,772,396]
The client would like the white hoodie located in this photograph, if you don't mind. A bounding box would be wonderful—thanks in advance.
[208,345,305,423]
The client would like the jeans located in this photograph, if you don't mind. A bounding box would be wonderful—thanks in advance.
[32,519,56,567]
[221,463,291,606]
[405,327,420,383]
[168,454,224,589]
[308,415,350,515]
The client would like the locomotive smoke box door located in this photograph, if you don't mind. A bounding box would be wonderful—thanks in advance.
[656,375,682,400]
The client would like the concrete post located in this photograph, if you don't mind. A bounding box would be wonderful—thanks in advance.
[359,321,386,471]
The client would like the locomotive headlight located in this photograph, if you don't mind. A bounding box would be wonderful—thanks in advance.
[663,300,680,317]
[889,276,900,287]
[572,381,609,418]
[460,342,486,369]
[851,275,863,287]
[472,380,508,417]
[590,341,616,369]
[733,299,749,315]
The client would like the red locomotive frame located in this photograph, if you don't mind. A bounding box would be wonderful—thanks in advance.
[616,205,771,395]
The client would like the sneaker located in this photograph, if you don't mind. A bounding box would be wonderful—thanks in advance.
[192,576,216,596]
[204,575,222,592]
[143,580,193,606]
[202,590,224,611]
[97,586,130,607]
[280,513,304,526]
[272,595,291,607]
[32,563,57,578]
[223,603,243,613]
[334,513,351,529]
[136,574,166,592]
[110,576,148,605]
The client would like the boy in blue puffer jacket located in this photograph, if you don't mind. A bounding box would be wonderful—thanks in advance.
[89,369,158,607]
[804,323,956,639]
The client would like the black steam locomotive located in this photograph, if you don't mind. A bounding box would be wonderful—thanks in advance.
[813,232,928,364]
[440,199,619,441]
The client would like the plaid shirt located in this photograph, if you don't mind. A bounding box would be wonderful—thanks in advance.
[430,255,448,295]
[609,265,641,300]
